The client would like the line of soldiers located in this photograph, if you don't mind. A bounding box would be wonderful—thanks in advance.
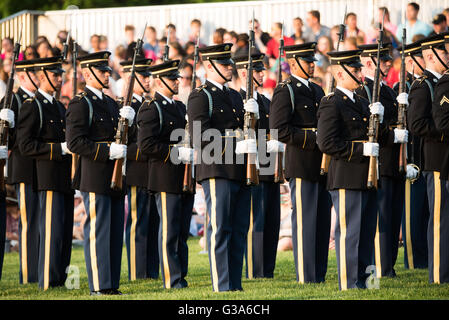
[0,29,448,295]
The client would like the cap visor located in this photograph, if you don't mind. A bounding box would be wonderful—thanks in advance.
[347,61,364,68]
[94,65,112,72]
[214,58,234,65]
[47,68,65,74]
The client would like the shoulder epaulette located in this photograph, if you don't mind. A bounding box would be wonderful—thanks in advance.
[279,79,291,87]
[144,97,156,105]
[74,91,87,101]
[116,97,124,103]
[195,84,207,92]
[325,92,335,100]
[24,96,35,104]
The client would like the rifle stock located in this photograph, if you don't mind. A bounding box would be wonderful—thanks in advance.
[274,23,285,184]
[244,13,259,186]
[182,33,200,194]
[366,9,386,189]
[0,28,22,191]
[71,35,79,183]
[111,24,146,190]
[398,17,407,174]
[321,5,347,176]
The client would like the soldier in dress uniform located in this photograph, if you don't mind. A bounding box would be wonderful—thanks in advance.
[187,43,255,292]
[408,33,449,284]
[66,51,135,295]
[118,57,160,281]
[137,60,194,289]
[317,49,389,290]
[430,32,449,284]
[16,56,74,290]
[395,41,430,270]
[356,43,409,278]
[270,42,332,284]
[0,58,40,283]
[234,52,281,279]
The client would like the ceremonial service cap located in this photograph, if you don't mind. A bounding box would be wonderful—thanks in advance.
[199,43,233,65]
[77,51,112,72]
[149,59,181,80]
[284,42,318,62]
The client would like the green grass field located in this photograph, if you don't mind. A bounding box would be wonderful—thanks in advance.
[0,237,448,300]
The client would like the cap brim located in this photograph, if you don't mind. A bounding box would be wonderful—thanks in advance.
[94,65,112,72]
[136,70,151,77]
[347,61,364,68]
[380,54,393,61]
[164,72,181,80]
[214,58,234,65]
[47,68,65,74]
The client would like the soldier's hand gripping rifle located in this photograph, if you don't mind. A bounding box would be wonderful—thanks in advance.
[273,22,285,184]
[397,11,407,174]
[0,26,23,191]
[244,13,259,186]
[182,34,200,194]
[71,28,79,184]
[320,4,347,175]
[367,10,386,189]
[111,24,146,190]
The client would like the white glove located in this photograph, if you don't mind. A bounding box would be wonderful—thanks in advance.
[120,106,136,127]
[235,139,258,154]
[177,147,194,162]
[244,98,259,119]
[61,142,72,155]
[363,142,379,157]
[394,128,409,143]
[396,92,409,106]
[0,146,7,159]
[266,140,286,153]
[406,164,419,180]
[109,143,127,160]
[369,102,384,124]
[0,108,15,128]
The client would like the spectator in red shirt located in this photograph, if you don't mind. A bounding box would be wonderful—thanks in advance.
[266,22,295,72]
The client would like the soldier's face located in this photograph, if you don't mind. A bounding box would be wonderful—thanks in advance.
[380,59,392,75]
[91,69,110,88]
[210,62,233,82]
[339,66,362,90]
[253,70,264,85]
[135,73,150,93]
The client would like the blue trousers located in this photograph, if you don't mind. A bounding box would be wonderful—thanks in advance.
[125,186,159,280]
[402,175,429,269]
[154,192,194,289]
[373,177,405,278]
[82,192,124,292]
[330,189,378,290]
[245,181,281,279]
[423,171,449,284]
[202,178,251,292]
[16,183,40,284]
[290,178,332,283]
[37,191,74,290]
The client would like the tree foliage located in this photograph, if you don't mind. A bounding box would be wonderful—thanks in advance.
[1,0,247,20]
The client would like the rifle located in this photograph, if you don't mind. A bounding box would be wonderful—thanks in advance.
[273,22,285,184]
[367,9,386,189]
[182,33,200,194]
[397,8,407,174]
[55,31,70,100]
[71,28,79,183]
[163,27,171,61]
[111,24,146,190]
[0,26,23,191]
[320,4,347,176]
[244,12,259,186]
